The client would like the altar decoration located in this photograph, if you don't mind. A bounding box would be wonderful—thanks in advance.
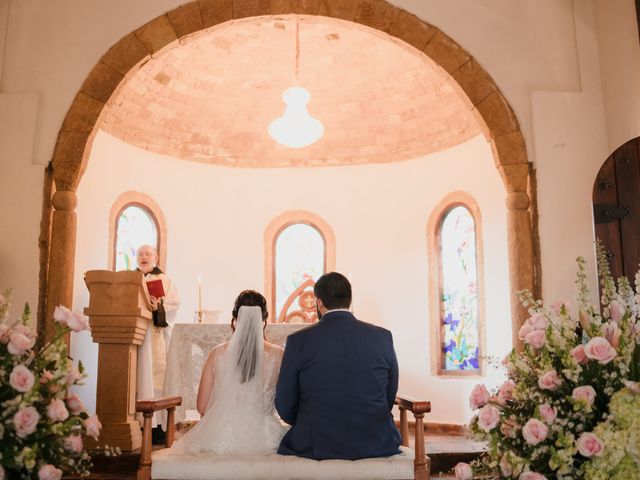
[0,291,103,479]
[456,243,640,479]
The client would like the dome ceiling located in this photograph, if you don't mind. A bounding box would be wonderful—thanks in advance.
[99,15,481,167]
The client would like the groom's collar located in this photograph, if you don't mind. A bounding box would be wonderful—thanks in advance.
[320,308,352,320]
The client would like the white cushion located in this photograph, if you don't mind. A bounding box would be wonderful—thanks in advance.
[152,446,415,480]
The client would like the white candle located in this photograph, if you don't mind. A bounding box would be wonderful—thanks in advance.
[197,275,202,314]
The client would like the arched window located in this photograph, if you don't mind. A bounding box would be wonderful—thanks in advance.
[275,223,324,321]
[109,192,167,271]
[114,204,158,271]
[428,193,485,376]
[264,211,336,322]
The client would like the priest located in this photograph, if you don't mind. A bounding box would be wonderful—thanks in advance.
[135,244,180,442]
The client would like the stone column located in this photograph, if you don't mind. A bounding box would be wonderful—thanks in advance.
[506,191,535,349]
[85,270,151,451]
[45,190,78,340]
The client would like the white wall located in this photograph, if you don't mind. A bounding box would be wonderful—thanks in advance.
[533,0,608,302]
[595,0,640,154]
[70,131,511,424]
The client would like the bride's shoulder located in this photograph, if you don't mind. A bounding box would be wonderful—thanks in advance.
[264,341,284,355]
[206,342,228,363]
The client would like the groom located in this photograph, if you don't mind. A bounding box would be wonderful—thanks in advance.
[275,272,402,460]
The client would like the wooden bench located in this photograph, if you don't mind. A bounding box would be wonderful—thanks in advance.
[136,395,431,480]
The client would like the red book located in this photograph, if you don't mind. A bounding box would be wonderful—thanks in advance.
[146,279,166,298]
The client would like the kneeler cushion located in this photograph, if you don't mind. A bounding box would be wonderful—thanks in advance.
[152,445,415,480]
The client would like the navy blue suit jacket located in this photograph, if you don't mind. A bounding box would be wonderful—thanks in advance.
[275,310,402,460]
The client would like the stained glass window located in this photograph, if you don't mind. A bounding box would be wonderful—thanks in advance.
[275,223,325,321]
[114,205,158,271]
[439,205,480,372]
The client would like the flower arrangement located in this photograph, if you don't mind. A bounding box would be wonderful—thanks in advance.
[456,243,640,479]
[0,291,102,479]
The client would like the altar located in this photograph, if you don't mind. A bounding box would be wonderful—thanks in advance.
[162,323,308,422]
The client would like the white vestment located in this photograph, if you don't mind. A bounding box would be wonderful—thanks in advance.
[136,272,180,428]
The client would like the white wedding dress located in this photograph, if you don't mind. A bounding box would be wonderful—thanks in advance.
[170,306,288,455]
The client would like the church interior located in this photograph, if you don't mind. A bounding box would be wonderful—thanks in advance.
[1,0,639,478]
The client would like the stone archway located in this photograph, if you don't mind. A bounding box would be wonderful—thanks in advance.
[43,0,537,346]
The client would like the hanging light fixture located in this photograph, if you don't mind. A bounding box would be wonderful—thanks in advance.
[269,17,324,149]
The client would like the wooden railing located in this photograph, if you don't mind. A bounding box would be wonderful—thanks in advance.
[136,396,181,480]
[396,395,432,480]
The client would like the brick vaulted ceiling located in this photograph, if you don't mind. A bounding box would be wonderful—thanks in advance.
[99,15,482,167]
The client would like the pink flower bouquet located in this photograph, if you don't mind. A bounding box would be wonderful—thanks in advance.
[456,243,640,479]
[0,295,101,479]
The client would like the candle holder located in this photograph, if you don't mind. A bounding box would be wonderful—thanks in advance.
[197,309,203,324]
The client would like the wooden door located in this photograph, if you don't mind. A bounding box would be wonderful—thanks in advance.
[593,136,640,282]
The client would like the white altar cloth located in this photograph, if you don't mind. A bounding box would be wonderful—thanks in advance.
[163,323,308,422]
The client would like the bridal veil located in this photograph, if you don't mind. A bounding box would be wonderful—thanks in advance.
[172,305,284,455]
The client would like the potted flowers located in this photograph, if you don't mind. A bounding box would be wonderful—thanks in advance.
[457,244,640,479]
[0,290,102,479]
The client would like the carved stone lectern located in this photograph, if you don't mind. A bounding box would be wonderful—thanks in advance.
[84,270,151,451]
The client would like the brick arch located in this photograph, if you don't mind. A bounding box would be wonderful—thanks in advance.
[44,0,537,347]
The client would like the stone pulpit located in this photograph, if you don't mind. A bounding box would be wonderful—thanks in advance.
[84,270,151,451]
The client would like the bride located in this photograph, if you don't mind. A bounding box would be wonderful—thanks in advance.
[170,290,288,455]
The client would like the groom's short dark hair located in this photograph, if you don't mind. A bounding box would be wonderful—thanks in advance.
[314,272,352,310]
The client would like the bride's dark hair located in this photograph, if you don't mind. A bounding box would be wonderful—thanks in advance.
[231,290,268,332]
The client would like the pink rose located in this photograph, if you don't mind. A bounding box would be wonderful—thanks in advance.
[549,299,570,315]
[66,364,83,386]
[499,455,512,477]
[500,419,517,438]
[46,398,69,422]
[522,418,548,445]
[477,404,501,432]
[539,403,557,424]
[38,465,62,480]
[66,311,89,332]
[53,305,71,324]
[64,434,83,453]
[469,384,490,410]
[13,406,40,438]
[604,323,621,349]
[572,386,596,407]
[528,313,548,330]
[525,330,546,349]
[579,310,593,332]
[40,370,54,384]
[0,324,10,343]
[454,462,473,480]
[577,432,604,457]
[608,301,625,323]
[9,365,35,392]
[538,370,562,391]
[497,380,516,405]
[584,337,617,364]
[66,394,85,415]
[85,415,102,440]
[570,345,588,364]
[519,473,547,480]
[518,322,534,340]
[8,330,35,355]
